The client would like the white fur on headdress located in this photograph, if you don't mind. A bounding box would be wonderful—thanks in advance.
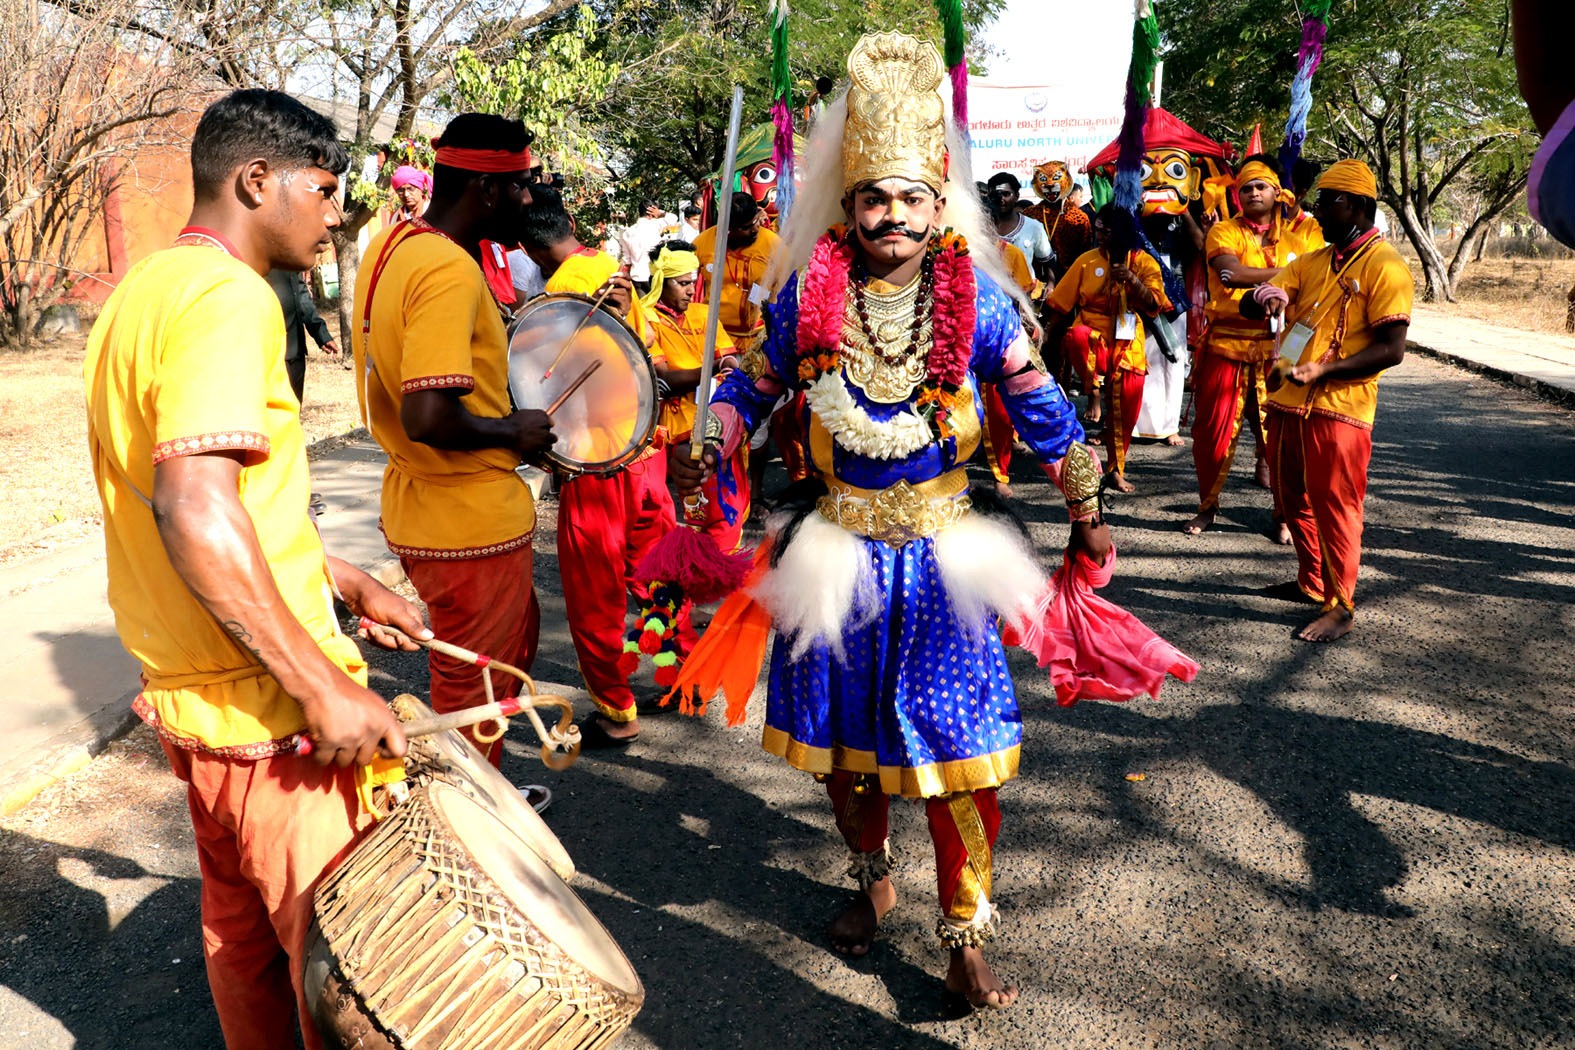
[765,89,1033,320]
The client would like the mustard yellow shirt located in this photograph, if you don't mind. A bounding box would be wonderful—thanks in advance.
[1267,233,1413,428]
[354,224,534,558]
[1205,213,1326,361]
[84,244,364,755]
[1046,247,1170,373]
[693,225,782,340]
[649,302,734,439]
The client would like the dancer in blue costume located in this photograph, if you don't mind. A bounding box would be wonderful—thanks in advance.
[671,33,1158,1010]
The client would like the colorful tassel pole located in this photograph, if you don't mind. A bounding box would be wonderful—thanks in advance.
[769,0,796,224]
[1279,0,1333,192]
[1114,0,1162,213]
[932,0,969,130]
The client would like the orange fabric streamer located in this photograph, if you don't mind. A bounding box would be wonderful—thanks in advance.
[663,546,773,723]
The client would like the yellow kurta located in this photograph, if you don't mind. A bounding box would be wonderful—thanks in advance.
[1046,247,1170,373]
[85,244,364,755]
[353,225,534,558]
[649,301,735,439]
[1204,212,1326,361]
[1267,233,1414,428]
[693,225,782,340]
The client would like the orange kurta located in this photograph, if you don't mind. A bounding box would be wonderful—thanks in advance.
[1266,232,1413,612]
[353,224,534,559]
[694,225,782,341]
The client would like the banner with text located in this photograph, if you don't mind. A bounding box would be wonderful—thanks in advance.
[966,79,1123,190]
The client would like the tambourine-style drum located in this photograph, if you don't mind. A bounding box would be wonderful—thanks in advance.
[306,781,644,1050]
[393,695,575,882]
[508,293,658,477]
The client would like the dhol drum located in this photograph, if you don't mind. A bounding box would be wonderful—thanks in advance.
[306,781,643,1050]
[508,294,659,477]
[394,694,575,883]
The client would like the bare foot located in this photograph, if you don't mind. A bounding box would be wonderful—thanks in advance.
[1296,607,1353,643]
[1164,433,1186,447]
[945,946,1019,1010]
[1182,508,1215,535]
[598,716,640,740]
[829,876,896,957]
[1085,396,1102,425]
[1107,470,1135,494]
[994,481,1016,500]
[1273,522,1293,546]
[1254,458,1272,488]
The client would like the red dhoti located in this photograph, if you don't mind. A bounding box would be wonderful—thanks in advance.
[980,383,1015,485]
[161,738,370,1050]
[1190,348,1271,512]
[1267,410,1372,612]
[675,434,751,555]
[827,773,1002,942]
[401,545,539,765]
[1103,368,1146,477]
[558,451,694,721]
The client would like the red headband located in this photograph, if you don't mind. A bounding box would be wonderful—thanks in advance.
[433,145,534,174]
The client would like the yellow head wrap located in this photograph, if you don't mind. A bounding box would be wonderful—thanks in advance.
[1235,160,1297,208]
[1317,158,1378,199]
[642,245,701,309]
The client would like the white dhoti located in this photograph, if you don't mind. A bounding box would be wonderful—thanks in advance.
[1134,312,1190,439]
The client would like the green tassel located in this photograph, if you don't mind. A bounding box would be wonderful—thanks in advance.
[653,650,678,668]
[1130,8,1161,109]
[932,0,966,69]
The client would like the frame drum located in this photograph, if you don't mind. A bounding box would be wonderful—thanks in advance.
[307,782,643,1050]
[508,294,658,477]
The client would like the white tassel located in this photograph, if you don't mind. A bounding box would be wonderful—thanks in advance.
[752,511,878,662]
[933,513,1047,636]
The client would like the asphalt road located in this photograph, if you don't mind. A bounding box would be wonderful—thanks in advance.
[2,352,1573,1049]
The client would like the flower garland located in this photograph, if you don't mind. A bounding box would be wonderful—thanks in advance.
[802,371,935,460]
[795,224,977,440]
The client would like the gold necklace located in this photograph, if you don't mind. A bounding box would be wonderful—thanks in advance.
[839,277,933,403]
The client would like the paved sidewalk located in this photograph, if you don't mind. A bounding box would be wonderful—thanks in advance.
[1409,303,1575,403]
[0,435,402,814]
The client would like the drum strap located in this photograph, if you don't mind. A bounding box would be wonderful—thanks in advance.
[356,220,442,430]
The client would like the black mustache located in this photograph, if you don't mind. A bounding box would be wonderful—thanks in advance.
[859,221,928,242]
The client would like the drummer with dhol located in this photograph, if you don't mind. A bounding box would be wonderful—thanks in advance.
[353,113,557,765]
[84,90,428,1050]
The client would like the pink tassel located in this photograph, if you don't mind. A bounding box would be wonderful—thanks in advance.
[637,527,754,604]
[949,63,969,131]
[1012,547,1199,706]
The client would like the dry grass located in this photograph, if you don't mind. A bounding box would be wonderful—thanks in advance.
[1394,242,1575,333]
[0,330,361,561]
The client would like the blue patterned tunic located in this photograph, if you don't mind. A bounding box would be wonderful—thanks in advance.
[713,268,1085,798]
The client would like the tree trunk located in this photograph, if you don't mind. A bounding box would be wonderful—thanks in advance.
[1447,187,1523,291]
[1392,197,1454,302]
[333,227,362,348]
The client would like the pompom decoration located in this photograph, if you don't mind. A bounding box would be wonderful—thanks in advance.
[635,526,753,605]
[638,629,663,655]
[1114,1,1161,213]
[769,0,796,224]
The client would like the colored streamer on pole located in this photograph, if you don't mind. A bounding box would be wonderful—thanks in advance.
[1114,0,1161,213]
[933,0,969,130]
[1278,0,1333,191]
[769,0,796,223]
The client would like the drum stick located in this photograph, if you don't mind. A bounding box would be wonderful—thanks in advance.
[691,85,746,467]
[545,359,602,419]
[293,699,526,757]
[542,285,616,380]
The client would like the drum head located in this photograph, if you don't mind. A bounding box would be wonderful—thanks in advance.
[428,782,643,999]
[508,294,658,476]
[413,706,577,883]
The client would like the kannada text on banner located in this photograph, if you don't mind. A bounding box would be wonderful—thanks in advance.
[967,80,1123,188]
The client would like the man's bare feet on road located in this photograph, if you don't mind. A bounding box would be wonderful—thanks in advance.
[1164,433,1186,447]
[829,876,896,957]
[1296,607,1353,643]
[1273,522,1293,545]
[1255,457,1272,488]
[1182,508,1215,535]
[1107,470,1135,494]
[599,716,640,740]
[945,946,1018,1009]
[994,481,1016,500]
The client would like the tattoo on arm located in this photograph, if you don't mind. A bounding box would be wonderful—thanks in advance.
[221,620,266,664]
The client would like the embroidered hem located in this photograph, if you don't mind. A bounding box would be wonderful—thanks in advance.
[385,530,533,560]
[762,726,1019,800]
[400,373,476,394]
[152,431,270,464]
[133,694,298,760]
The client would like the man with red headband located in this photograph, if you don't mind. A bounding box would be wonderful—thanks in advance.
[353,114,556,763]
[1241,159,1410,643]
[1186,155,1324,537]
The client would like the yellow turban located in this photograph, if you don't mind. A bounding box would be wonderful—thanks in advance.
[1235,160,1297,208]
[641,245,700,309]
[1317,158,1378,199]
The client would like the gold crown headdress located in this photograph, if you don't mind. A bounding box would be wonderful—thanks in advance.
[842,32,948,194]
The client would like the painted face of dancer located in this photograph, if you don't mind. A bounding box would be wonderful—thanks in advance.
[845,177,944,268]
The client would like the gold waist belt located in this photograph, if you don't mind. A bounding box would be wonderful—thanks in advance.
[817,469,971,546]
